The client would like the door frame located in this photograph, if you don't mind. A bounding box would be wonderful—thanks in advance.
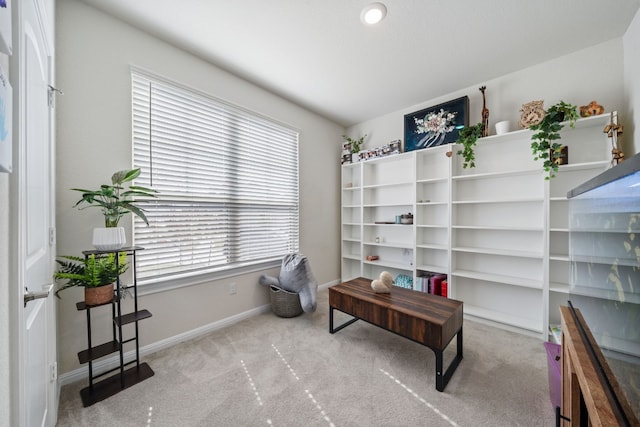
[9,0,57,425]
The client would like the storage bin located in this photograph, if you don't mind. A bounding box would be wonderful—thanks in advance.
[544,341,562,409]
[269,285,303,318]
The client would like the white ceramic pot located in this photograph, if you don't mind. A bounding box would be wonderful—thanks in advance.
[495,120,510,135]
[92,227,126,251]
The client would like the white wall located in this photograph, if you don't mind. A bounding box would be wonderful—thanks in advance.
[624,8,640,155]
[54,0,640,380]
[56,0,342,375]
[0,53,9,427]
[347,39,629,157]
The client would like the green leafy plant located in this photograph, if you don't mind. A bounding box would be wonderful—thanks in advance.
[342,134,367,153]
[53,252,128,298]
[456,123,483,168]
[72,168,158,227]
[529,101,579,179]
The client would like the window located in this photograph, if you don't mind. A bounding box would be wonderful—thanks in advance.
[132,70,299,285]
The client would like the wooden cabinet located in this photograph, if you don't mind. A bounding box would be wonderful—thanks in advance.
[340,113,613,338]
[560,305,639,426]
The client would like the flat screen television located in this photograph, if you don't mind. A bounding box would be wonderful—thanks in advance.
[567,152,640,422]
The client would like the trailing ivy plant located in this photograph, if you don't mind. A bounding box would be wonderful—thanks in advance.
[456,123,484,169]
[529,101,579,179]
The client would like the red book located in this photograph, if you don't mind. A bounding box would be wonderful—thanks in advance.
[429,275,446,296]
[440,280,448,298]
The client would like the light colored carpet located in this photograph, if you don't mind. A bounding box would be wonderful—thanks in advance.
[56,288,556,426]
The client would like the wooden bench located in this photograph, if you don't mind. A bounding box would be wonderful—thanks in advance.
[329,277,463,392]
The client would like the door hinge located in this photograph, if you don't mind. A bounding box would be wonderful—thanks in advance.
[50,362,57,382]
[49,227,56,246]
[47,85,63,108]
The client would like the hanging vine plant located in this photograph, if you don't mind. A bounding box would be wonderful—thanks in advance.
[456,123,484,168]
[529,101,579,179]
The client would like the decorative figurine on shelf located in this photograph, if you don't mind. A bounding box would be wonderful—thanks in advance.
[371,271,394,293]
[519,100,545,129]
[400,213,413,224]
[579,100,605,117]
[603,111,625,166]
[479,86,489,137]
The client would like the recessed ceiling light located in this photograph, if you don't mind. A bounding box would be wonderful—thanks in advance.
[361,2,387,25]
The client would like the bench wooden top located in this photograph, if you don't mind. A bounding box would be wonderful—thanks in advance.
[329,277,463,350]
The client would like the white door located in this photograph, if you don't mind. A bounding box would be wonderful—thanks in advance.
[11,0,57,426]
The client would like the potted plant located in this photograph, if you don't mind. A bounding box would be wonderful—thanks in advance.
[72,168,158,250]
[456,123,483,169]
[54,252,128,305]
[529,101,579,179]
[342,134,367,161]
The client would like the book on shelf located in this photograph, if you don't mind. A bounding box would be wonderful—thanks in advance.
[429,274,446,296]
[416,271,448,297]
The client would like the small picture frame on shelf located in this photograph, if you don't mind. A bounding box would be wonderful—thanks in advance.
[389,139,401,154]
[341,142,352,164]
[353,139,403,163]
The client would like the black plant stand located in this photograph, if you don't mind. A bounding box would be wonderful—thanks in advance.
[76,246,154,407]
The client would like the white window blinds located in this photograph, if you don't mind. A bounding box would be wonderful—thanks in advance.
[132,71,299,284]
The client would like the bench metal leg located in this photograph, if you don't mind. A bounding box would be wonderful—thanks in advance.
[329,306,359,334]
[434,326,463,392]
[329,304,463,392]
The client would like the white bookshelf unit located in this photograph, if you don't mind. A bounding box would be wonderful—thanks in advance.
[341,162,362,280]
[416,144,451,278]
[361,153,415,280]
[340,113,614,338]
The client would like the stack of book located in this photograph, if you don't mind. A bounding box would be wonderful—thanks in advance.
[415,272,448,297]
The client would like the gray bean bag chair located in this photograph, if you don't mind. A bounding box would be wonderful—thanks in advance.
[259,253,318,313]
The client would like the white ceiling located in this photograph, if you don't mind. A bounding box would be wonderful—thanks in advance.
[79,0,640,127]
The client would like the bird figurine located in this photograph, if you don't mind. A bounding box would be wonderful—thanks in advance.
[579,101,604,117]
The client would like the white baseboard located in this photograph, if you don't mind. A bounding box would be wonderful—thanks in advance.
[319,280,338,290]
[58,280,337,387]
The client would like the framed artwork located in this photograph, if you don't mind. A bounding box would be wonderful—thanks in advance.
[0,64,11,173]
[0,0,11,55]
[404,96,469,152]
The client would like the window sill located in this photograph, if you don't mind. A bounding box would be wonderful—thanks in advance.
[134,260,281,296]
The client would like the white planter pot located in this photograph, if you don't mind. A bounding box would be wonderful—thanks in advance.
[92,227,126,251]
[495,120,511,135]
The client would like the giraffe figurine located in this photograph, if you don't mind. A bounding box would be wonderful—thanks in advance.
[604,112,625,166]
[480,86,489,137]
